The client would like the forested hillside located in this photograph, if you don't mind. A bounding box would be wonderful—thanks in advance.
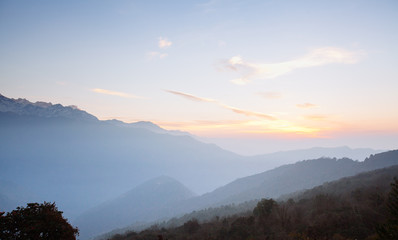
[106,165,398,240]
[81,150,398,239]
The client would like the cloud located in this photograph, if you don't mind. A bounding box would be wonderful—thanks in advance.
[91,88,142,99]
[220,104,276,120]
[224,47,364,85]
[147,51,168,60]
[305,115,328,120]
[230,78,251,85]
[296,103,317,108]
[158,37,172,49]
[166,90,276,120]
[165,90,216,103]
[257,92,283,99]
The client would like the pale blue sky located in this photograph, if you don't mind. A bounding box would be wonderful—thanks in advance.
[1,0,398,154]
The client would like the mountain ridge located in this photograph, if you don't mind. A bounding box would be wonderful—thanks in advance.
[0,94,98,122]
[1,94,394,239]
[77,150,398,239]
[74,175,196,239]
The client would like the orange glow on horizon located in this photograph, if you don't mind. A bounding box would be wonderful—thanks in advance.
[155,119,326,138]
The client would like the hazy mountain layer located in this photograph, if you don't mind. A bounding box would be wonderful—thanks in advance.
[78,150,398,239]
[247,146,383,170]
[103,164,398,240]
[0,94,393,239]
[1,94,382,218]
[0,111,245,217]
[182,150,398,211]
[104,164,398,240]
[74,176,195,239]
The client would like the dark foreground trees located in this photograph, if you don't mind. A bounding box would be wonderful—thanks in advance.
[0,202,79,240]
[378,178,398,239]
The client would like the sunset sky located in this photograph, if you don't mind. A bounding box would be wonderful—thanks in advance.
[1,0,397,154]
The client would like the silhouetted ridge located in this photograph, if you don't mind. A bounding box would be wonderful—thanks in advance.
[363,149,398,168]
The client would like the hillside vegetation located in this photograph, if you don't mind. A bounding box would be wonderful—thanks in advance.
[107,165,398,240]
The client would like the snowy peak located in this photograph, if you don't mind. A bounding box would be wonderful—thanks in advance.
[0,94,98,122]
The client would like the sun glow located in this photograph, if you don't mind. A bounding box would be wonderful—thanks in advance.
[157,119,324,138]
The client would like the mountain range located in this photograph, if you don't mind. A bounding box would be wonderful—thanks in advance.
[75,150,398,239]
[0,94,395,240]
[99,163,398,240]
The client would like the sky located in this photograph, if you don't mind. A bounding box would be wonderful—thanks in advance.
[1,0,398,155]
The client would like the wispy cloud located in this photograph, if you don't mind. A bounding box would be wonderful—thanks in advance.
[220,104,276,120]
[158,37,172,49]
[147,51,168,60]
[165,90,216,102]
[224,47,364,85]
[296,102,317,108]
[91,88,142,99]
[257,91,283,99]
[165,90,276,120]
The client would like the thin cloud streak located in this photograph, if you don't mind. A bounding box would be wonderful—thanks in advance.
[91,88,142,99]
[225,47,365,85]
[296,103,317,108]
[165,90,216,102]
[220,104,276,120]
[166,90,276,120]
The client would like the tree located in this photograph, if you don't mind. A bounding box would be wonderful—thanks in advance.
[253,198,277,235]
[0,202,79,240]
[378,178,398,239]
[182,218,200,234]
[253,198,276,219]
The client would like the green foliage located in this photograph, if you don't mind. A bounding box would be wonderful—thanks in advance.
[0,202,79,240]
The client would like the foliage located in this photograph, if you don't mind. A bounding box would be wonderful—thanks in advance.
[378,178,398,239]
[253,198,276,218]
[0,202,79,240]
[106,168,398,240]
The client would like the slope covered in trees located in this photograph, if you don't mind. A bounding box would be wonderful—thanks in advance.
[106,165,398,240]
[81,150,398,239]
